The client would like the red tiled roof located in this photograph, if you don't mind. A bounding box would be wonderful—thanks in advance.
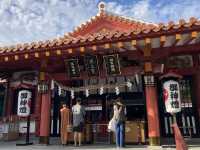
[67,10,157,37]
[0,16,200,55]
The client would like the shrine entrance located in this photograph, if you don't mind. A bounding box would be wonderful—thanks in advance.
[50,75,147,144]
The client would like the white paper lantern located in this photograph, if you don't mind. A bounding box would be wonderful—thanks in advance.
[115,86,120,95]
[17,90,32,117]
[163,80,181,113]
[99,86,104,95]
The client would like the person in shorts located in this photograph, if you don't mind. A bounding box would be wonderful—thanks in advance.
[72,98,85,146]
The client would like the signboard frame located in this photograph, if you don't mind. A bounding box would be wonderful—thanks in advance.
[66,59,81,78]
[103,54,121,76]
[84,55,100,77]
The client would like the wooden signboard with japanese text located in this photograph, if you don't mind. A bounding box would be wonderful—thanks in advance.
[85,55,99,76]
[66,59,80,78]
[104,54,121,76]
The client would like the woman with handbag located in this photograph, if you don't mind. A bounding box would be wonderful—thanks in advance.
[113,98,126,148]
[108,102,117,132]
[60,103,70,145]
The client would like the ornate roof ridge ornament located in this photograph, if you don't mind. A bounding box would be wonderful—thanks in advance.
[98,1,106,14]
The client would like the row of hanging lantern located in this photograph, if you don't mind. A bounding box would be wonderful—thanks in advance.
[49,79,134,99]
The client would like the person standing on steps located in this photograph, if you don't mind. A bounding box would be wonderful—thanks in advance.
[72,98,85,147]
[60,103,70,145]
[113,98,126,148]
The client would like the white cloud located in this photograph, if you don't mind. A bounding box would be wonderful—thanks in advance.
[0,0,199,46]
[106,0,200,23]
[0,0,99,46]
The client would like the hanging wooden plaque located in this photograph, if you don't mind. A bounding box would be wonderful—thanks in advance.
[85,55,99,76]
[104,54,121,75]
[66,59,80,77]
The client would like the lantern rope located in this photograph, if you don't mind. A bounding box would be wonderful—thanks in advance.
[46,74,134,93]
[52,79,130,92]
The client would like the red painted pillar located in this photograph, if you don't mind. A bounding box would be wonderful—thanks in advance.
[194,70,200,118]
[39,72,51,144]
[144,75,160,146]
[192,55,200,119]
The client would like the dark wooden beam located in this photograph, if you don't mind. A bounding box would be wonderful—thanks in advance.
[183,31,198,45]
[152,42,200,60]
[164,67,196,76]
[160,35,166,48]
[130,40,143,55]
[171,34,181,46]
[51,66,142,81]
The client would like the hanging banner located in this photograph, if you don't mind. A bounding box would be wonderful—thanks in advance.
[163,80,181,113]
[104,54,121,75]
[66,59,80,77]
[17,90,32,117]
[85,55,99,76]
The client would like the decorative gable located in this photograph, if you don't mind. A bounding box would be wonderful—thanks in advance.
[68,2,156,38]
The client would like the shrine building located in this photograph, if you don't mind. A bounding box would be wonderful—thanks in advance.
[0,2,200,146]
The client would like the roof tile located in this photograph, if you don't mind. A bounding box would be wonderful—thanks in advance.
[0,15,200,55]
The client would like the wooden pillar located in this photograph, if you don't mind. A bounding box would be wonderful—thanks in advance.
[144,74,160,146]
[194,70,200,119]
[39,72,51,144]
[193,55,200,119]
[5,82,14,116]
[2,82,8,117]
[34,88,42,137]
[143,38,160,146]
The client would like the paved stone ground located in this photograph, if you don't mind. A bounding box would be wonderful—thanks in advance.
[0,143,166,150]
[0,137,200,150]
[0,141,200,150]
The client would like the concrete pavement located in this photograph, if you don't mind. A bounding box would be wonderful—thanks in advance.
[0,137,200,150]
[0,143,165,150]
[0,141,200,150]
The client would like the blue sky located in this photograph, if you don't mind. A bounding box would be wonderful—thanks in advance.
[0,0,200,46]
